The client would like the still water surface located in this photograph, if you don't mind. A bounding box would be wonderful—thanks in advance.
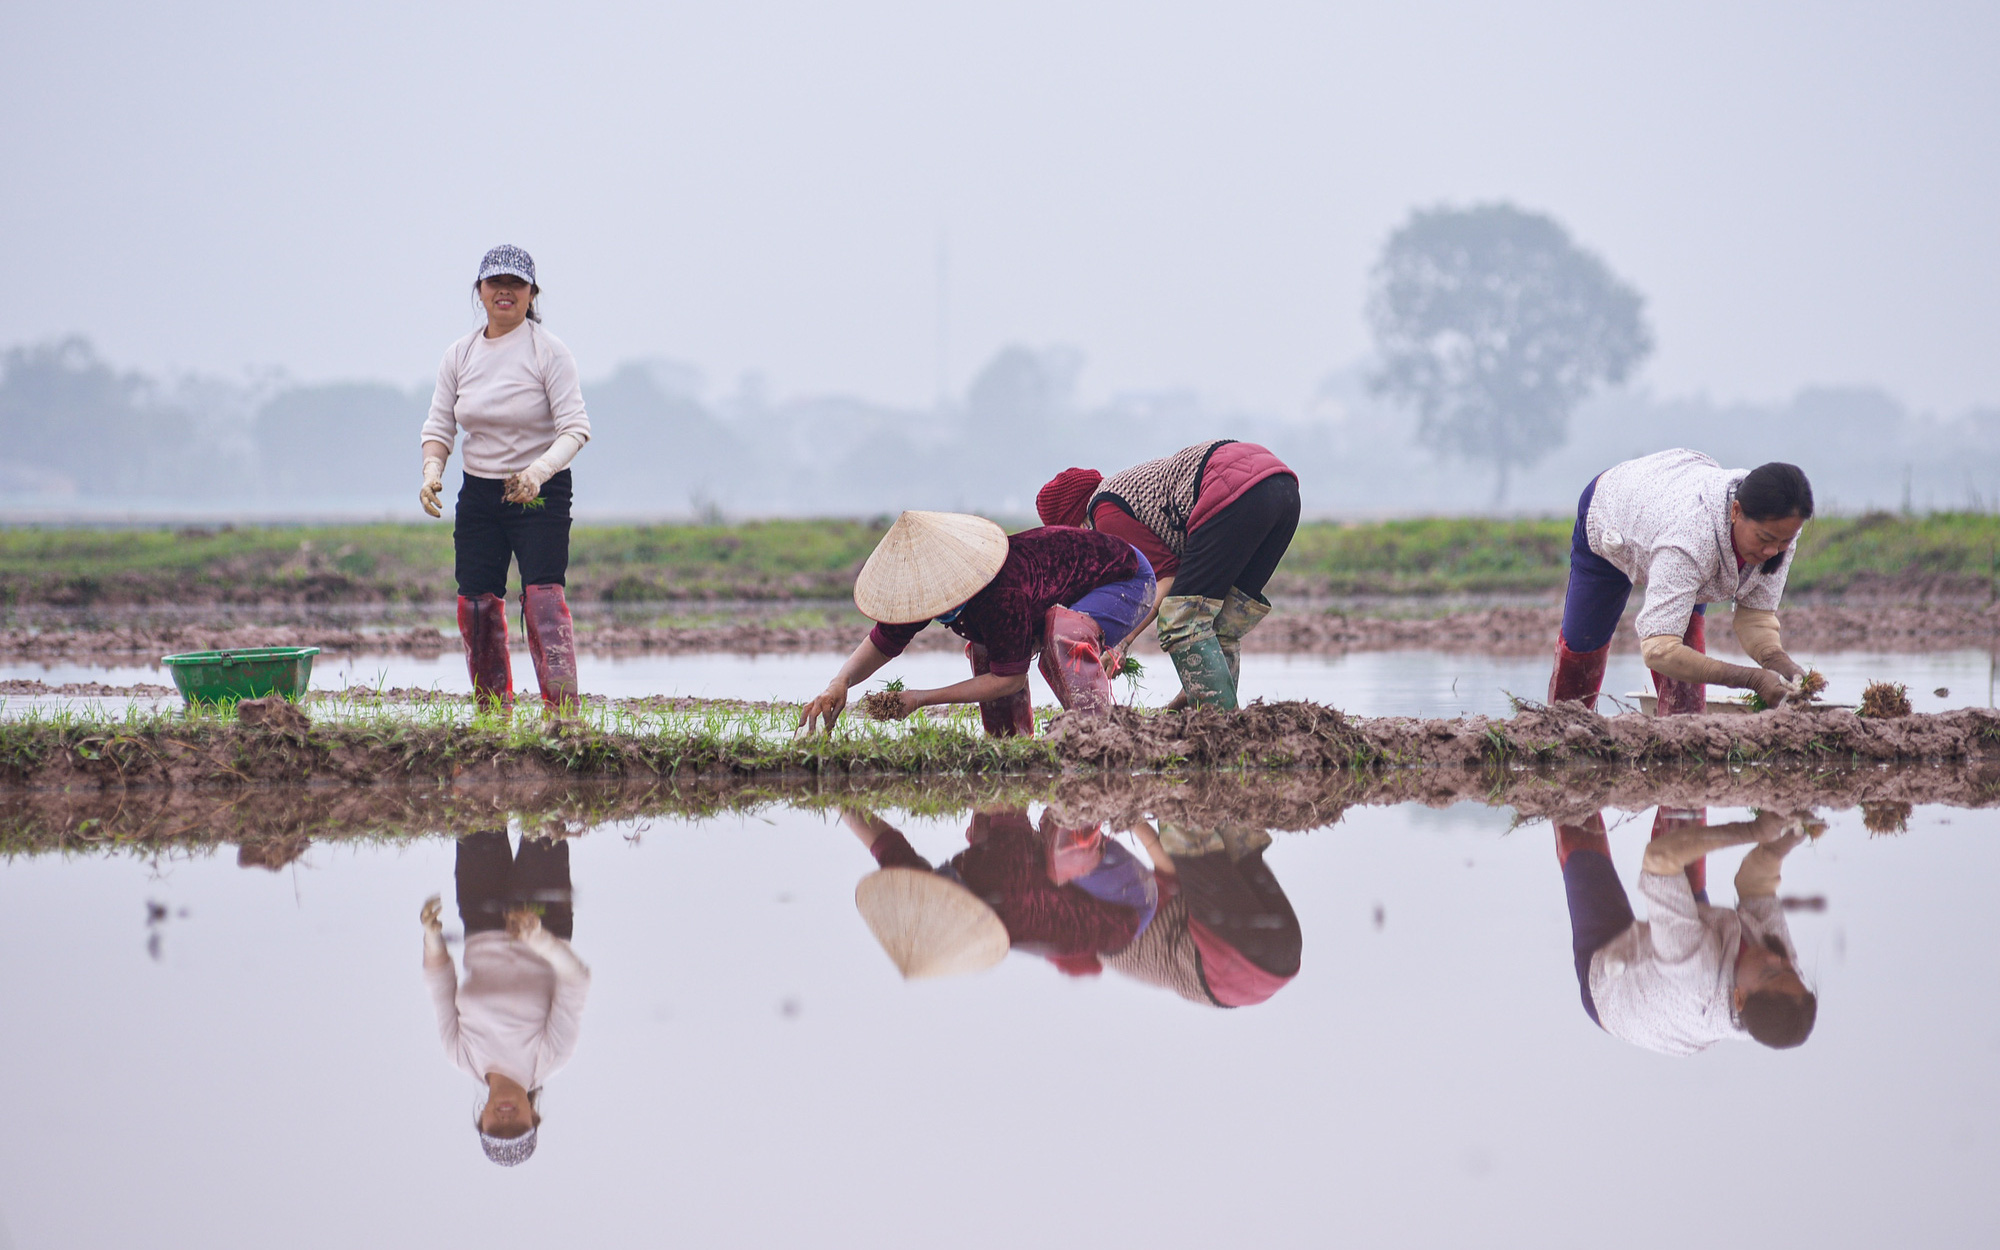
[6,648,1995,718]
[1,795,1994,1247]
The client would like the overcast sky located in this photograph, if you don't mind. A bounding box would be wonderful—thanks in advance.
[4,0,1997,415]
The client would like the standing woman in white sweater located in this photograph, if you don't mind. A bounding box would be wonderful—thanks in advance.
[419,245,592,712]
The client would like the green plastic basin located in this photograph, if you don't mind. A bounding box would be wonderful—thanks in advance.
[160,647,320,706]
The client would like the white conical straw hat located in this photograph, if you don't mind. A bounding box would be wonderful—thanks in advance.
[854,867,1009,980]
[853,511,1009,624]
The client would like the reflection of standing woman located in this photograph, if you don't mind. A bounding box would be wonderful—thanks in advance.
[420,831,591,1167]
[418,245,592,712]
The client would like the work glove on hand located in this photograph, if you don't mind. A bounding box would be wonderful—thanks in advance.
[420,894,448,961]
[1746,668,1792,708]
[502,462,551,506]
[1763,650,1808,683]
[419,459,447,518]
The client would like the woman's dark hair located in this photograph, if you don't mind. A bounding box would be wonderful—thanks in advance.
[1738,462,1814,522]
[1737,462,1813,575]
[1741,988,1818,1049]
[472,279,542,324]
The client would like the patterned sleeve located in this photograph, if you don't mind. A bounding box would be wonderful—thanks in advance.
[868,619,926,658]
[978,583,1036,675]
[1634,546,1706,641]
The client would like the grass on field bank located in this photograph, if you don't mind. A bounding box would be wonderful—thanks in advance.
[3,512,1998,606]
[0,696,1066,785]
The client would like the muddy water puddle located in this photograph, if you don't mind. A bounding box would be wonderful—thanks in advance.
[3,648,1995,720]
[1,784,1995,1247]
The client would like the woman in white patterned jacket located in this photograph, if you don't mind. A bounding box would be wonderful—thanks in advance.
[1548,450,1816,714]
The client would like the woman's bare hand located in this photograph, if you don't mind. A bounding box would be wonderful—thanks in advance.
[798,681,850,734]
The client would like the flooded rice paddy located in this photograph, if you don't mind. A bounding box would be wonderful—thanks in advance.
[4,647,1995,720]
[1,778,1996,1247]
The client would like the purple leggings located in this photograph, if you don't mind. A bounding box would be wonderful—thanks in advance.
[1066,548,1155,648]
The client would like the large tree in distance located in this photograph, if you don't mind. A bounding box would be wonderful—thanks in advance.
[1367,203,1652,504]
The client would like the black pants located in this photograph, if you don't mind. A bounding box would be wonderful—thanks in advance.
[1177,849,1302,977]
[454,470,573,599]
[1175,474,1301,602]
[455,830,576,940]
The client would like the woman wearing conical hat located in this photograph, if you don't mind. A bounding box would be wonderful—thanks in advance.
[798,512,1155,736]
[844,806,1160,980]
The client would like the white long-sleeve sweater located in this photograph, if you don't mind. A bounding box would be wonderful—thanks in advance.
[1588,870,1797,1057]
[424,931,591,1089]
[1584,449,1795,642]
[420,321,591,478]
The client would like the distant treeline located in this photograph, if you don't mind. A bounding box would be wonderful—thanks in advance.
[3,513,1995,607]
[3,336,1997,518]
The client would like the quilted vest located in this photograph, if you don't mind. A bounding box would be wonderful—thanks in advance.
[1086,440,1233,558]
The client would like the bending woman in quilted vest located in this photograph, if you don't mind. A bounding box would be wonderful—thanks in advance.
[1036,440,1298,711]
[418,244,591,716]
[1549,451,1813,715]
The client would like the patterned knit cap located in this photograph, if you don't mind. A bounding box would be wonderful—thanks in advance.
[481,1125,538,1166]
[1035,468,1103,528]
[476,244,536,286]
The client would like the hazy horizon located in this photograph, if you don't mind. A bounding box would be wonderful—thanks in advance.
[5,1,1999,419]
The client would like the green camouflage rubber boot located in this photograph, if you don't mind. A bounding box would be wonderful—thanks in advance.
[1156,594,1238,710]
[1211,587,1272,688]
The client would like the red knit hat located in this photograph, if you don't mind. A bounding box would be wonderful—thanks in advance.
[1035,468,1103,527]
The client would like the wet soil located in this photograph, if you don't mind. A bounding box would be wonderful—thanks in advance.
[5,693,1998,796]
[5,602,1998,664]
[6,757,1997,858]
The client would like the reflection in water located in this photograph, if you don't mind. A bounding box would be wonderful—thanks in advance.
[1111,819,1301,1007]
[1556,807,1817,1056]
[844,805,1300,1006]
[420,830,591,1167]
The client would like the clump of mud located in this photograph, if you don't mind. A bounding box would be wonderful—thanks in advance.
[236,832,312,870]
[858,691,905,721]
[1052,701,1368,771]
[1859,681,1913,719]
[236,695,312,738]
[1860,800,1913,835]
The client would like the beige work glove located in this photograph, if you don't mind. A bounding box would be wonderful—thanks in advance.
[419,457,446,518]
[420,893,448,962]
[502,461,553,506]
[1642,636,1793,706]
[503,431,587,505]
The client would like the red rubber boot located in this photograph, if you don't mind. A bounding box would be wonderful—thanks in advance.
[1554,811,1611,865]
[967,642,1035,738]
[1649,805,1709,899]
[457,593,513,712]
[1652,613,1708,716]
[1037,605,1116,717]
[520,583,580,716]
[1547,633,1611,707]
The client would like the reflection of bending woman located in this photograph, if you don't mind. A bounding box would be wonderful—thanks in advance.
[1554,810,1815,1054]
[420,831,591,1166]
[1110,820,1301,1008]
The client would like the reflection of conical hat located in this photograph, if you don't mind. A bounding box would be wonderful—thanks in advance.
[854,867,1009,979]
[853,511,1009,624]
